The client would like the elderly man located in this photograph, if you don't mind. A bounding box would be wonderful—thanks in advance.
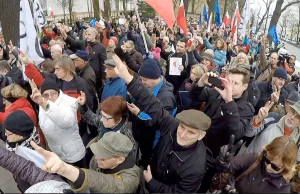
[31,132,141,193]
[50,44,63,60]
[113,54,210,193]
[60,26,107,101]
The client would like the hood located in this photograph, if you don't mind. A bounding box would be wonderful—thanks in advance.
[8,98,33,111]
[119,26,127,37]
[160,78,174,94]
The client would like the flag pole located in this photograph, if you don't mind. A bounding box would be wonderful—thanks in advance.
[133,0,149,53]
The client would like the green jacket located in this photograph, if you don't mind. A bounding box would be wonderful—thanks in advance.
[73,157,141,193]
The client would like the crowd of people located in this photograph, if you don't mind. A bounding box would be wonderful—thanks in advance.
[0,13,300,193]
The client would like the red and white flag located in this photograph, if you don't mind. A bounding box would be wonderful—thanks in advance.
[177,0,188,36]
[144,0,175,29]
[223,11,231,27]
[231,3,241,44]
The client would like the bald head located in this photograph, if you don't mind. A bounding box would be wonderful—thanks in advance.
[50,44,63,59]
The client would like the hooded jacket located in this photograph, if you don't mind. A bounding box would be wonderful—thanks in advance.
[117,26,128,47]
[39,91,85,163]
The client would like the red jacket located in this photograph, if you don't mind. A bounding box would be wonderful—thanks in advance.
[0,98,46,146]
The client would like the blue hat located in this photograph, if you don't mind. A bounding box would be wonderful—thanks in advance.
[139,59,161,79]
[273,67,287,80]
[70,50,91,61]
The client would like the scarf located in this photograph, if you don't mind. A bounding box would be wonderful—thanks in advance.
[99,120,126,139]
[6,127,40,152]
[101,152,135,174]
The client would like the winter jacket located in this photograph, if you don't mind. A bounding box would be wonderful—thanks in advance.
[161,50,193,93]
[0,147,64,187]
[255,81,288,114]
[64,36,107,79]
[117,26,128,47]
[127,77,207,193]
[72,154,140,193]
[245,116,300,161]
[203,38,227,69]
[221,153,291,193]
[80,104,137,158]
[25,63,93,120]
[285,80,298,94]
[128,49,143,68]
[76,64,96,92]
[39,91,85,163]
[189,85,255,157]
[0,97,37,126]
[101,77,128,102]
[247,72,261,107]
[130,77,176,164]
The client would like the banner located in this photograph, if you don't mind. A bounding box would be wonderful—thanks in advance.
[32,0,46,33]
[238,0,250,38]
[20,0,44,63]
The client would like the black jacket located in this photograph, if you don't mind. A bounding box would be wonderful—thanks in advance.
[76,64,96,91]
[189,85,254,157]
[127,77,207,193]
[65,36,107,79]
[285,80,298,94]
[255,81,289,114]
[131,78,176,144]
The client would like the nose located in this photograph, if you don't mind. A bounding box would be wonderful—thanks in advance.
[180,129,186,139]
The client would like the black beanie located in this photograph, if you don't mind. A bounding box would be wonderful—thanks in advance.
[139,58,162,79]
[4,110,34,137]
[41,79,60,94]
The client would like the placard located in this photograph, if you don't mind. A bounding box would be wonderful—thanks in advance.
[169,57,182,76]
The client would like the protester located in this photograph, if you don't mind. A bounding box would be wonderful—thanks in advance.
[215,135,297,193]
[30,132,141,193]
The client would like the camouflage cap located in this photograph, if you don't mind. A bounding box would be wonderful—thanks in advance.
[90,132,133,159]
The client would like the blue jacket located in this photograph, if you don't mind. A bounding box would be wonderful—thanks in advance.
[203,38,227,68]
[101,77,128,102]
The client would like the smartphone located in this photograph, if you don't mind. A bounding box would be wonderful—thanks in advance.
[208,76,224,90]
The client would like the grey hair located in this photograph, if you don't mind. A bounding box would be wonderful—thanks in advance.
[86,27,98,36]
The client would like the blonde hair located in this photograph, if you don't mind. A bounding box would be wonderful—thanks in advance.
[53,55,75,75]
[191,64,208,81]
[258,136,298,181]
[1,84,28,99]
[214,38,227,51]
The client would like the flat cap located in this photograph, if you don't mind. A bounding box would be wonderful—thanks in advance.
[104,59,117,68]
[175,109,211,131]
[90,132,133,159]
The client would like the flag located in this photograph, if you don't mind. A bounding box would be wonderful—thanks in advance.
[231,2,241,29]
[20,0,44,63]
[89,18,97,27]
[177,0,188,36]
[238,0,250,38]
[50,10,54,16]
[223,11,231,27]
[269,25,279,46]
[111,0,117,11]
[144,0,175,29]
[232,19,238,45]
[203,4,208,23]
[32,0,46,33]
[207,14,212,33]
[198,14,202,25]
[99,0,104,11]
[213,0,222,26]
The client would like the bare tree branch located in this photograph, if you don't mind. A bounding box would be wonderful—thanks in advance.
[281,0,300,12]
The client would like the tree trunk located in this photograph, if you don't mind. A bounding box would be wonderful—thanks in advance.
[192,0,196,14]
[69,0,73,25]
[123,0,127,12]
[223,0,228,18]
[268,0,283,42]
[0,0,19,45]
[183,0,189,16]
[93,0,100,20]
[87,0,91,17]
[208,0,216,18]
[103,0,110,20]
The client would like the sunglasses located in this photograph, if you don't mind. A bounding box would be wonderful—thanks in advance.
[42,91,58,99]
[263,154,281,171]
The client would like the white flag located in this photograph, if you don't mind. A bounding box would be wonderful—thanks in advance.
[20,0,44,63]
[99,0,104,11]
[111,0,116,11]
[32,0,46,33]
[238,0,250,38]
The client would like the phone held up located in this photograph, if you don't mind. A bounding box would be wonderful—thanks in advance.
[208,75,224,90]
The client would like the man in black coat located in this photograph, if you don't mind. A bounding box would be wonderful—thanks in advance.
[255,67,289,114]
[60,27,107,101]
[113,54,211,193]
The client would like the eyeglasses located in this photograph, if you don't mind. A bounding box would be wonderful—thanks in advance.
[100,114,113,122]
[42,91,58,99]
[263,154,281,171]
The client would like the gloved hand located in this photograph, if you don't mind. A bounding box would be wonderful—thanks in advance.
[217,135,243,165]
[225,176,238,193]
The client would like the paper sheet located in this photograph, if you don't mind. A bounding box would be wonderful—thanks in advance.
[169,57,182,76]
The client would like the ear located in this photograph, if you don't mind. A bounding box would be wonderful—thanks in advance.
[197,131,206,141]
[242,83,248,91]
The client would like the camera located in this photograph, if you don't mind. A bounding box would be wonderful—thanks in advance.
[278,48,290,65]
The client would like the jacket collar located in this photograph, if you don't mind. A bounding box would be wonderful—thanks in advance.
[76,64,90,76]
[101,152,135,174]
[53,90,64,105]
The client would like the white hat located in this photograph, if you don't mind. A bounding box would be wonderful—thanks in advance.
[25,180,70,193]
